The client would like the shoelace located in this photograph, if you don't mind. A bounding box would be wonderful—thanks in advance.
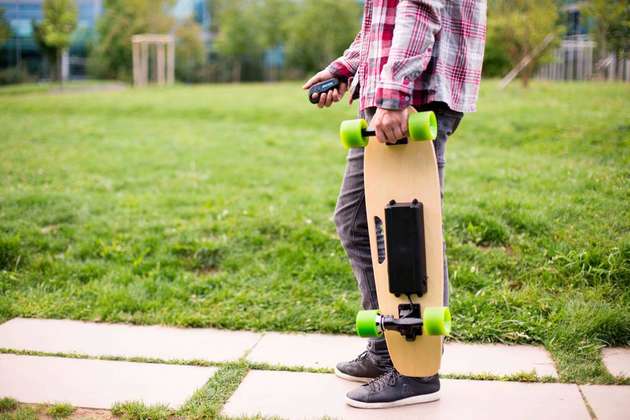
[352,351,369,362]
[367,369,400,392]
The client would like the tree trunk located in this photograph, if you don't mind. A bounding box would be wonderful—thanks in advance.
[56,48,63,87]
[232,60,241,82]
[521,64,531,88]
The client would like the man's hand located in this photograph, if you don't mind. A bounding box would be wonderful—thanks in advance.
[303,70,348,109]
[371,108,408,144]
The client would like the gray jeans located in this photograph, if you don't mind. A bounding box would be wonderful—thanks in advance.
[334,104,463,360]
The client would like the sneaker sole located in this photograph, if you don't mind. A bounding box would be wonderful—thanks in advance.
[334,367,373,383]
[345,391,441,409]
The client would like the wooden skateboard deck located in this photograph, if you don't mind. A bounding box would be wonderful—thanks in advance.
[363,109,445,377]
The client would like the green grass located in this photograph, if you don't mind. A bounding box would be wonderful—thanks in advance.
[46,403,75,419]
[0,80,126,96]
[0,399,18,413]
[111,401,171,419]
[178,362,249,419]
[0,80,628,384]
[109,362,252,419]
[0,398,37,420]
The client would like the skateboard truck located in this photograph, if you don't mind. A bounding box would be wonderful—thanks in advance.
[339,111,437,148]
[356,305,451,341]
[386,304,423,341]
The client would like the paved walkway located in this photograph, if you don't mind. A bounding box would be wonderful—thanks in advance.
[0,317,628,419]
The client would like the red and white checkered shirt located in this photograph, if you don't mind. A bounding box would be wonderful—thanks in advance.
[326,0,487,113]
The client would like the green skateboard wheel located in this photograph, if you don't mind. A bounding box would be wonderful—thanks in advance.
[423,307,451,336]
[356,309,382,337]
[408,111,438,142]
[339,118,369,149]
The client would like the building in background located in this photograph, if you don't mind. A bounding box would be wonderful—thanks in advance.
[173,0,212,61]
[0,0,103,79]
[173,0,210,32]
[536,1,629,82]
[0,0,211,80]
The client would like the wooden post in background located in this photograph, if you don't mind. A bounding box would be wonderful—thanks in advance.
[167,38,175,85]
[157,42,165,86]
[141,41,149,85]
[132,35,176,87]
[132,40,140,86]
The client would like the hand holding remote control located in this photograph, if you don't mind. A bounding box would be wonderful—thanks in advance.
[303,71,348,107]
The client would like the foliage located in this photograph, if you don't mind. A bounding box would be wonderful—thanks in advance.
[284,0,361,75]
[175,19,206,82]
[32,20,58,79]
[0,8,10,47]
[88,0,175,81]
[584,0,630,59]
[178,363,249,419]
[40,0,77,49]
[255,0,297,49]
[0,66,34,86]
[39,0,78,82]
[487,0,562,86]
[482,18,512,78]
[46,403,74,419]
[213,0,265,81]
[111,402,171,420]
[0,398,18,413]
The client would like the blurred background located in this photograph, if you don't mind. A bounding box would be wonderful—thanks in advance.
[0,0,628,86]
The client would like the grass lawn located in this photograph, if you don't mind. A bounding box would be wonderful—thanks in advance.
[0,80,628,384]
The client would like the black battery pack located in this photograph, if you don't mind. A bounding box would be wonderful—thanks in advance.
[384,200,428,296]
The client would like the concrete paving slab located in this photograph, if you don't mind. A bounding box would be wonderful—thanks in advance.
[246,332,557,377]
[247,332,365,369]
[442,342,558,377]
[581,385,630,420]
[222,370,589,420]
[0,318,260,362]
[0,354,216,409]
[602,348,630,377]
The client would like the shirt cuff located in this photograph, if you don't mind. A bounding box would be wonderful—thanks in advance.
[325,58,356,79]
[375,82,413,110]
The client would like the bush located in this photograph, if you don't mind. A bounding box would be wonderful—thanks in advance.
[0,398,18,413]
[175,19,206,83]
[285,0,361,74]
[482,25,512,78]
[47,403,75,419]
[0,66,34,85]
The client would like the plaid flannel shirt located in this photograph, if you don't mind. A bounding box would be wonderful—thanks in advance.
[326,0,487,113]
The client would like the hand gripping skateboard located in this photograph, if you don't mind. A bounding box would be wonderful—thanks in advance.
[339,109,451,377]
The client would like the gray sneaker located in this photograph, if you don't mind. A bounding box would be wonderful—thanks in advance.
[345,369,440,408]
[334,350,392,383]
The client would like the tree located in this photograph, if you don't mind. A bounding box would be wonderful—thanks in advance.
[284,0,361,75]
[0,8,10,47]
[88,0,174,81]
[584,0,630,75]
[32,20,58,79]
[488,0,563,87]
[255,0,296,49]
[40,0,78,83]
[175,18,206,82]
[254,0,297,80]
[482,20,512,78]
[213,0,264,81]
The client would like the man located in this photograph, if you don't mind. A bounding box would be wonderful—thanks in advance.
[303,0,487,409]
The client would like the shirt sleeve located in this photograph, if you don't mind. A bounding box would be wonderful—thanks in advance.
[376,0,444,110]
[325,30,363,79]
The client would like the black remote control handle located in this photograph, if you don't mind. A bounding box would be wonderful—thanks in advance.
[308,77,347,104]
